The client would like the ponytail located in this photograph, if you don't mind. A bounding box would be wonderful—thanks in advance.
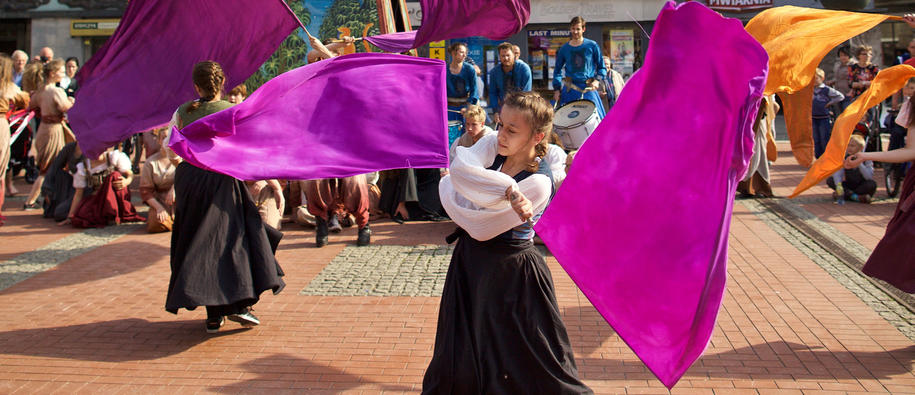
[187,61,225,113]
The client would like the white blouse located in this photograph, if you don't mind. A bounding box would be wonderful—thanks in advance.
[439,133,552,241]
[73,151,132,189]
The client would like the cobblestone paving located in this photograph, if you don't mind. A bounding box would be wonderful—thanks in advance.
[742,199,915,341]
[0,224,142,291]
[301,244,452,296]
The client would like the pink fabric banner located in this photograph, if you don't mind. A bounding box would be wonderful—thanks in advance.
[365,0,530,53]
[535,1,768,388]
[69,0,301,157]
[169,53,449,181]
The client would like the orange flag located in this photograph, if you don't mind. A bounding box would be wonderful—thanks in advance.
[745,6,892,167]
[789,64,915,198]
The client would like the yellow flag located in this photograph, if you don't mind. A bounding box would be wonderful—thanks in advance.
[789,65,915,198]
[745,6,891,167]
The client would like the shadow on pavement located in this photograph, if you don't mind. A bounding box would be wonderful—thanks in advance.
[210,353,414,393]
[0,318,250,362]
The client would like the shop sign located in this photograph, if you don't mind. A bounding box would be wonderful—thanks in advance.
[429,47,445,60]
[70,19,119,37]
[707,0,773,12]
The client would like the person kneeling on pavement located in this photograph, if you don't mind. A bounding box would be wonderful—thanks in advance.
[828,134,876,204]
[59,146,144,227]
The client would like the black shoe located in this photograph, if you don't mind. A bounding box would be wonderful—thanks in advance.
[357,225,371,246]
[315,216,329,247]
[227,308,260,327]
[23,202,40,210]
[328,214,343,233]
[205,316,225,334]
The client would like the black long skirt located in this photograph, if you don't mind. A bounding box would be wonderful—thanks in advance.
[422,230,591,394]
[379,168,447,221]
[165,162,285,314]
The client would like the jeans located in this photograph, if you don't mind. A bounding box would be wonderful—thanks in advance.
[812,117,832,159]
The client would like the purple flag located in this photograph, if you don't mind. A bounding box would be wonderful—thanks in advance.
[364,0,530,53]
[534,1,768,389]
[169,53,449,181]
[69,0,301,157]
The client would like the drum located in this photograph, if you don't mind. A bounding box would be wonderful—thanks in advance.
[553,100,599,150]
[448,120,463,147]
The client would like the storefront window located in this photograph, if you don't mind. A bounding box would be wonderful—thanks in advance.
[602,26,642,80]
[527,27,570,91]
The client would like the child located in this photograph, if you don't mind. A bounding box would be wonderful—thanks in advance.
[427,91,590,393]
[448,104,495,163]
[828,134,876,203]
[812,68,845,158]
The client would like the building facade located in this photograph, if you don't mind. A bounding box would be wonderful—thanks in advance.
[0,0,124,63]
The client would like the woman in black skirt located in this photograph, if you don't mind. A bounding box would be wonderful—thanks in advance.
[164,61,284,333]
[426,91,591,394]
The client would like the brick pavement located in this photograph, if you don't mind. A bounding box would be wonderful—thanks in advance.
[0,144,913,394]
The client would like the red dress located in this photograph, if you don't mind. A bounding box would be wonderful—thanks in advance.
[863,165,915,293]
[71,171,144,228]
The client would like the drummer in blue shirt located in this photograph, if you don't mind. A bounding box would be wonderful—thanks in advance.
[489,42,532,125]
[552,16,607,119]
[446,42,480,123]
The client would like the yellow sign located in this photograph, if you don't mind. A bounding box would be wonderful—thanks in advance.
[70,19,120,37]
[429,40,445,48]
[430,47,445,60]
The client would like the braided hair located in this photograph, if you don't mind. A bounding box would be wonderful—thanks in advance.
[501,91,553,172]
[186,61,225,113]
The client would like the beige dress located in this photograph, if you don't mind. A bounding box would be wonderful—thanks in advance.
[0,84,28,180]
[139,152,176,233]
[246,181,285,230]
[30,85,70,174]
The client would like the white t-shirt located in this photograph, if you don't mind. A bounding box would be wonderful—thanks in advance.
[73,150,132,189]
[897,97,913,133]
[544,144,568,188]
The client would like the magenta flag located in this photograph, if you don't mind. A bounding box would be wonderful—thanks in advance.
[364,0,530,53]
[534,1,768,389]
[69,0,301,157]
[169,53,449,181]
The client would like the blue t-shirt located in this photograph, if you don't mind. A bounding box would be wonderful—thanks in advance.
[552,39,606,90]
[447,62,479,105]
[488,61,532,112]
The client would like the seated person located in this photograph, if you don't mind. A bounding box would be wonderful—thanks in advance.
[139,128,176,233]
[246,179,285,230]
[449,105,495,163]
[41,141,85,222]
[828,134,876,203]
[303,175,371,247]
[59,146,144,227]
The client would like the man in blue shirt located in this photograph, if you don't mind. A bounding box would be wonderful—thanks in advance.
[489,42,532,125]
[552,16,607,119]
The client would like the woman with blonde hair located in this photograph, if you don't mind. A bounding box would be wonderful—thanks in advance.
[23,59,72,210]
[425,91,591,394]
[0,54,30,224]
